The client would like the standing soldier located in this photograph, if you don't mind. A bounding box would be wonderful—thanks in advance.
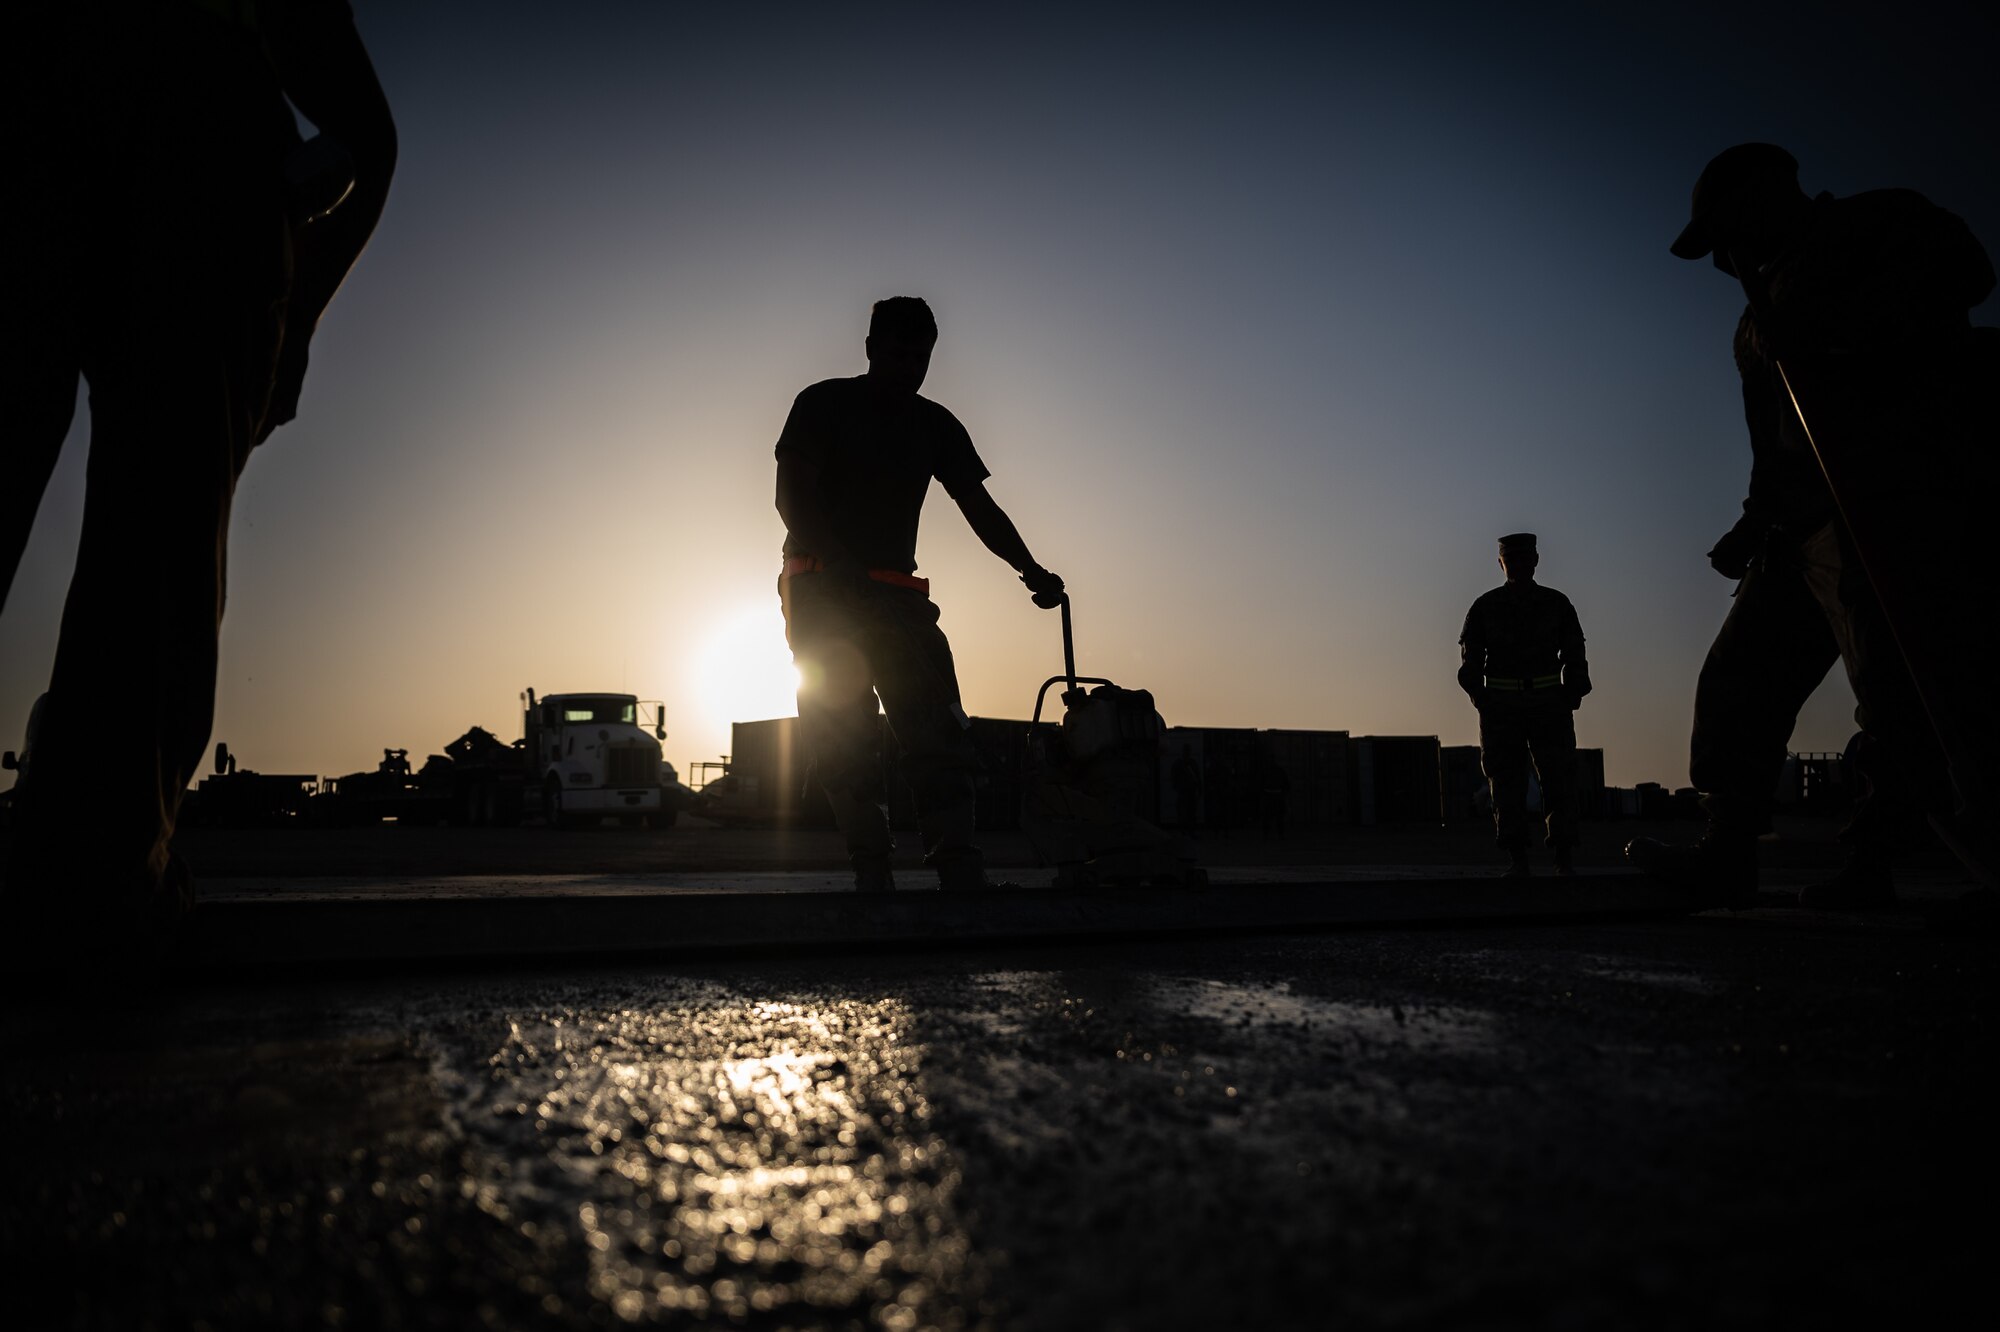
[1459,534,1592,876]
[1631,144,1995,908]
[775,297,1065,892]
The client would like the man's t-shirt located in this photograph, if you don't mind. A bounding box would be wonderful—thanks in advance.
[775,376,990,574]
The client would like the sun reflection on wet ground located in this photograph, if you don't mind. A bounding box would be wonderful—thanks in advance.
[10,921,1990,1330]
[436,988,983,1328]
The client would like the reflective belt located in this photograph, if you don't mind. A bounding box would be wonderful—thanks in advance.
[1485,674,1563,692]
[782,555,930,596]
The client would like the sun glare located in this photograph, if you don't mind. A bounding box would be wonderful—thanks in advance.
[697,605,800,736]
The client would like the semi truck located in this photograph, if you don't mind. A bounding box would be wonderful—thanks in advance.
[521,687,685,828]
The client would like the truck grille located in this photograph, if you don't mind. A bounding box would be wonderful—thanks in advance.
[606,746,655,786]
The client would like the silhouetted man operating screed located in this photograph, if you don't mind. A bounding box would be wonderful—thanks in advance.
[4,0,396,949]
[1631,143,1996,908]
[776,298,1065,892]
[1459,533,1591,877]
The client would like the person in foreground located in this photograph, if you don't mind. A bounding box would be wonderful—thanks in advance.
[1458,533,1591,877]
[775,297,1065,892]
[3,0,397,950]
[1630,143,1995,908]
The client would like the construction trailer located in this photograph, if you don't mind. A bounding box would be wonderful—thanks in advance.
[1778,750,1853,815]
[1440,744,1485,820]
[697,716,1032,831]
[707,718,1467,833]
[1348,736,1444,826]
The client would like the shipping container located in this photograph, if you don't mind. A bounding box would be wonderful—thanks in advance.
[1439,744,1484,821]
[1350,736,1443,825]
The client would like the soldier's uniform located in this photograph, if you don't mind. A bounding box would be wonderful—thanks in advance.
[776,376,988,888]
[1459,535,1591,863]
[1690,188,1994,854]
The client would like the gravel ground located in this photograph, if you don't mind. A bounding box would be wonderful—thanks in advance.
[5,909,1990,1330]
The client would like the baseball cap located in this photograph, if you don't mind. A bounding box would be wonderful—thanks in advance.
[1671,143,1799,260]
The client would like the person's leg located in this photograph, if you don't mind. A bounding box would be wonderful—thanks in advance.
[1479,704,1531,873]
[24,323,262,895]
[1688,558,1842,837]
[1527,702,1580,866]
[0,321,80,614]
[863,588,983,888]
[2,161,87,613]
[1797,525,1941,905]
[1629,554,1841,902]
[784,577,894,886]
[14,208,283,916]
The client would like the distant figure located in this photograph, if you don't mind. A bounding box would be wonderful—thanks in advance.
[1171,743,1202,833]
[1459,534,1591,876]
[1630,144,1995,908]
[775,298,1064,892]
[4,2,396,938]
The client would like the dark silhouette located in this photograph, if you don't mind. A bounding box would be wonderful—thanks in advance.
[1459,534,1590,876]
[1631,144,1997,907]
[775,297,1064,892]
[1171,743,1202,833]
[1255,746,1290,838]
[4,2,396,937]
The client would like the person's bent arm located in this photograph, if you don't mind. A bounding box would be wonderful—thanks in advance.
[258,0,399,439]
[948,479,1062,602]
[1457,643,1486,708]
[1561,603,1592,708]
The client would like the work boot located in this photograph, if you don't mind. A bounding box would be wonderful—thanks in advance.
[853,860,895,894]
[1625,829,1758,909]
[936,857,989,892]
[1797,855,1896,910]
[1502,845,1531,878]
[1552,845,1576,877]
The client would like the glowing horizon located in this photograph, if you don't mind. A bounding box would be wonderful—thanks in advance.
[3,3,1992,793]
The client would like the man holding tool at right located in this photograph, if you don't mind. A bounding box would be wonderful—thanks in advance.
[775,296,1065,893]
[1630,143,1996,907]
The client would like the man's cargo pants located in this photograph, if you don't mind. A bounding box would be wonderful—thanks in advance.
[1689,521,1936,845]
[3,143,289,904]
[780,570,982,879]
[1479,691,1579,849]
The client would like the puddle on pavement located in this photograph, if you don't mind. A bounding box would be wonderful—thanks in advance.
[1158,976,1499,1055]
[963,969,1495,1056]
[1575,956,1723,995]
[433,986,983,1327]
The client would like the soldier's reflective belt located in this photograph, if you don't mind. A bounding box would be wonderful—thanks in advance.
[782,556,930,596]
[1485,674,1563,692]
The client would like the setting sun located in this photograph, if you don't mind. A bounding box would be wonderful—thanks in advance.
[696,604,800,738]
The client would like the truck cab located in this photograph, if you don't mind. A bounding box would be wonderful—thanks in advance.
[524,690,668,827]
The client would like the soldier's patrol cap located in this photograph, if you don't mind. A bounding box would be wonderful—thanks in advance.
[1497,533,1536,553]
[1671,143,1798,260]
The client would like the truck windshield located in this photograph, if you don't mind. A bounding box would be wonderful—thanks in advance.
[561,699,636,724]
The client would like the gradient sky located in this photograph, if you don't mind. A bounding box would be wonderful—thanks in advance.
[4,0,1995,789]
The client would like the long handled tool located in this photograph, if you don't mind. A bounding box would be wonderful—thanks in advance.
[1029,594,1113,733]
[1020,593,1205,889]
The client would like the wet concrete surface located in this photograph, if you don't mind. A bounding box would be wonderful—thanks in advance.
[5,911,1990,1330]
